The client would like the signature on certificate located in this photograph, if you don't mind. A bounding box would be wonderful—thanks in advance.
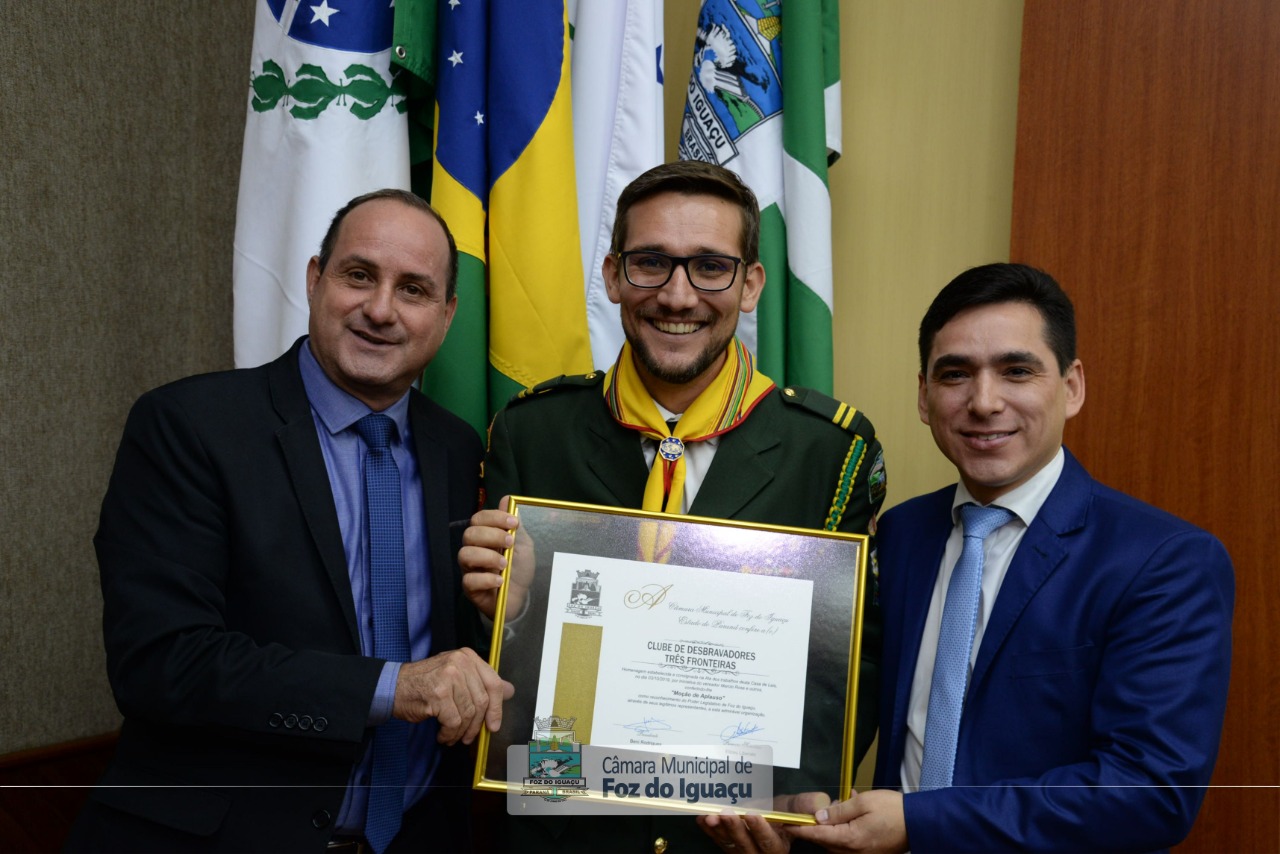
[720,721,765,744]
[622,716,674,737]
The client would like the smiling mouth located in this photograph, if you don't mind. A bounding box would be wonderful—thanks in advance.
[965,431,1014,442]
[352,328,397,346]
[650,319,706,335]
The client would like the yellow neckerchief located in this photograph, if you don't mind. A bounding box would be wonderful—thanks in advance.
[603,337,775,514]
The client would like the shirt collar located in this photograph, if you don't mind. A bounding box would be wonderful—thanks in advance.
[951,446,1065,529]
[653,399,681,422]
[298,338,412,442]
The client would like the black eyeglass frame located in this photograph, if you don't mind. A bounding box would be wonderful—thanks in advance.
[615,250,744,293]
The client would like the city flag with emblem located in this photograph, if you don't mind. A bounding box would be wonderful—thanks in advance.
[680,0,841,393]
[233,0,410,369]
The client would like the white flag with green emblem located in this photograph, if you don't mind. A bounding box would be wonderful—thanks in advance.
[233,0,408,368]
[679,0,841,393]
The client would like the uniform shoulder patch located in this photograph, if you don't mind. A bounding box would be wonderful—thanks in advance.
[778,386,875,440]
[508,371,605,405]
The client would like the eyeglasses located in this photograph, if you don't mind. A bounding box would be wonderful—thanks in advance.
[616,250,743,293]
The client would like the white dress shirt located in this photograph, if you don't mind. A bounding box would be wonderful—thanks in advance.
[900,448,1066,791]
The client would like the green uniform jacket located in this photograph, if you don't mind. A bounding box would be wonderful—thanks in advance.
[483,372,887,853]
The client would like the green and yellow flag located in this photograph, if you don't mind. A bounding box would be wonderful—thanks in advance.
[421,0,592,434]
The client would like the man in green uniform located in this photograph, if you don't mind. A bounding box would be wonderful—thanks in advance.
[461,161,886,852]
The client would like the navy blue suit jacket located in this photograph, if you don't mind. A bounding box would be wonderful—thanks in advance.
[873,449,1233,852]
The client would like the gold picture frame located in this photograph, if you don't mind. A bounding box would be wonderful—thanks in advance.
[473,496,868,824]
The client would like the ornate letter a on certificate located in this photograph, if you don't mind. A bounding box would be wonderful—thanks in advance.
[473,499,868,824]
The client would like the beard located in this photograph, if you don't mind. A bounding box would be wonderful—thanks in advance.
[626,318,737,386]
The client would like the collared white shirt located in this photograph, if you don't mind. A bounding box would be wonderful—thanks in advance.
[900,448,1066,792]
[640,400,719,515]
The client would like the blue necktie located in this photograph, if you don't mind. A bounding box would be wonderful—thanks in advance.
[919,502,1014,791]
[356,414,410,854]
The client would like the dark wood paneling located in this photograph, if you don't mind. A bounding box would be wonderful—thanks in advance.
[0,733,116,852]
[1013,1,1279,850]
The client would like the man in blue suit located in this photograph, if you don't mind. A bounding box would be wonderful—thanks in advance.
[705,263,1233,852]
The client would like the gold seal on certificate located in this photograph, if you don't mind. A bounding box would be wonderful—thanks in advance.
[474,498,868,825]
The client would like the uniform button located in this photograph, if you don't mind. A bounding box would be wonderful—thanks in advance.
[298,715,313,731]
[653,837,668,853]
[783,387,796,397]
[311,808,332,829]
[269,712,283,728]
[284,714,299,729]
[313,717,329,733]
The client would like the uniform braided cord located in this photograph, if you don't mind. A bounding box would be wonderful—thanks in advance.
[825,436,867,531]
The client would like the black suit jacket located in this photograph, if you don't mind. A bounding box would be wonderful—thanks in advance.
[68,339,484,852]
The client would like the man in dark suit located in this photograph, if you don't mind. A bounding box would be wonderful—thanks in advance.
[460,161,886,852]
[68,190,512,853]
[764,263,1233,853]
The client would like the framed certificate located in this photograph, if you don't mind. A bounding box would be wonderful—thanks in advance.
[473,497,868,824]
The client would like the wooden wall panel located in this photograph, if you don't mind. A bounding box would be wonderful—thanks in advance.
[1012,2,1279,850]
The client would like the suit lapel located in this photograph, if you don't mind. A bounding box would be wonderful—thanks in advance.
[409,394,458,653]
[583,407,649,505]
[970,451,1092,691]
[268,344,363,652]
[688,400,781,519]
[890,492,954,761]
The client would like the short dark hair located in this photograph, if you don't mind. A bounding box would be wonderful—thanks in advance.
[919,263,1077,374]
[317,188,459,299]
[611,161,761,264]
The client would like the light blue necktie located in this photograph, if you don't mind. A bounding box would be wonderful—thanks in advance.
[356,414,410,854]
[919,502,1014,791]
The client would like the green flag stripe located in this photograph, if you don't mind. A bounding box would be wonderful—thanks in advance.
[780,2,832,182]
[393,0,439,183]
[754,204,789,383]
[487,365,524,419]
[756,203,835,393]
[821,0,840,91]
[785,270,835,393]
[421,253,488,436]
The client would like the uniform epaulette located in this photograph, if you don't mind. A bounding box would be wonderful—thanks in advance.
[777,386,875,440]
[508,370,605,405]
[778,387,884,531]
